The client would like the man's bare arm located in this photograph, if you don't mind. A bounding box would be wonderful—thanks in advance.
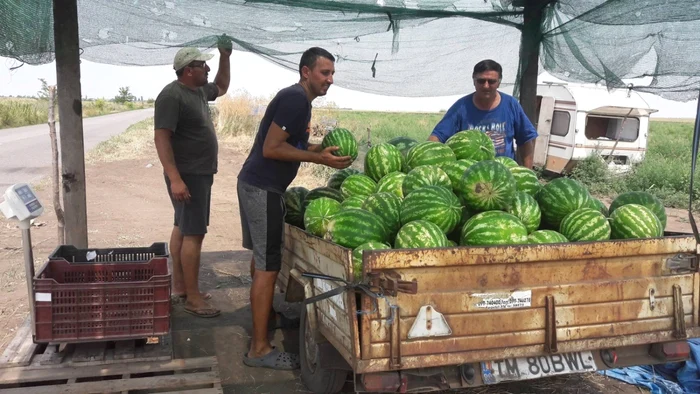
[519,139,536,169]
[263,122,352,169]
[154,129,190,201]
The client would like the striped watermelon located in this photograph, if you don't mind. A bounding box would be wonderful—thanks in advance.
[495,156,519,168]
[304,187,344,209]
[448,206,475,243]
[460,160,516,211]
[327,168,361,190]
[328,208,390,249]
[340,174,377,199]
[447,239,458,247]
[440,159,475,194]
[510,167,542,197]
[405,141,456,171]
[609,191,667,230]
[394,220,449,249]
[585,198,609,217]
[364,143,404,182]
[341,195,366,209]
[402,165,452,197]
[537,178,591,228]
[400,186,462,234]
[362,192,402,238]
[559,208,611,242]
[387,136,418,157]
[283,186,309,228]
[322,127,359,161]
[376,171,406,199]
[460,211,528,246]
[610,204,663,239]
[352,241,391,280]
[528,230,568,244]
[445,130,496,161]
[507,191,541,234]
[303,197,341,237]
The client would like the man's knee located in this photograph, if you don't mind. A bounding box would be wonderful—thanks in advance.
[182,234,205,246]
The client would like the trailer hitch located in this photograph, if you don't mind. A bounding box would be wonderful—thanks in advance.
[367,270,418,297]
[300,272,384,313]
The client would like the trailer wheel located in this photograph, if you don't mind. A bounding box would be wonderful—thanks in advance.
[299,305,348,394]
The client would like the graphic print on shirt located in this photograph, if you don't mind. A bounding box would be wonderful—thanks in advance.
[467,120,508,156]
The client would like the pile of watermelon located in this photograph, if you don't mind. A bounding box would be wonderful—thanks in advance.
[284,128,668,280]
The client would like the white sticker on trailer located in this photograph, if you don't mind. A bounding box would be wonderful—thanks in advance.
[35,292,51,302]
[472,290,532,310]
[313,279,345,309]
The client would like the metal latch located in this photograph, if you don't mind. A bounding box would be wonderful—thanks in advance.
[649,288,656,311]
[367,270,417,296]
[666,254,698,273]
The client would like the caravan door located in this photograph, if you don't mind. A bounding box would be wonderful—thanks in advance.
[534,96,576,173]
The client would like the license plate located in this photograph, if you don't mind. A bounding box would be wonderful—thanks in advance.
[481,351,597,384]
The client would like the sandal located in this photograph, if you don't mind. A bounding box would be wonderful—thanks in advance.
[174,292,213,300]
[243,346,300,370]
[183,305,221,318]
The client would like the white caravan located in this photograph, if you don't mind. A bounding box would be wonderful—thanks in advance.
[532,82,658,173]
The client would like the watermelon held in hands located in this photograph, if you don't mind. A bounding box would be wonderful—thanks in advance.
[609,191,667,230]
[394,220,449,249]
[405,141,456,171]
[340,174,377,199]
[609,204,663,239]
[559,208,611,242]
[283,186,309,228]
[537,178,591,228]
[460,211,528,246]
[327,168,361,190]
[303,197,341,238]
[528,230,568,244]
[400,185,462,234]
[445,130,496,161]
[352,241,391,281]
[402,165,452,197]
[364,143,404,182]
[322,127,359,161]
[459,160,516,211]
[328,208,390,249]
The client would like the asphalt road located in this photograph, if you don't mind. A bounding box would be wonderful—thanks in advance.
[0,108,154,192]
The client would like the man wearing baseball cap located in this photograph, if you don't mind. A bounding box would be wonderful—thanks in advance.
[154,36,232,318]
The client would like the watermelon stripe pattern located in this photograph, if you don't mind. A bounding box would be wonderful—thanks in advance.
[445,130,496,161]
[402,165,452,197]
[460,211,528,246]
[440,160,475,195]
[328,208,390,249]
[364,143,404,182]
[610,204,663,239]
[376,171,406,199]
[304,187,344,209]
[395,220,449,249]
[460,160,516,211]
[609,191,667,229]
[303,197,341,237]
[537,178,591,228]
[327,168,361,190]
[528,230,568,244]
[507,191,541,234]
[321,128,358,160]
[387,136,418,157]
[340,174,377,199]
[341,195,366,209]
[362,192,402,237]
[405,141,456,171]
[283,186,308,228]
[352,241,391,280]
[510,167,542,197]
[400,186,462,234]
[495,156,518,168]
[559,208,611,242]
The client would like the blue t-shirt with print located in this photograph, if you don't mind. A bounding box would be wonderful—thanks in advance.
[430,92,537,159]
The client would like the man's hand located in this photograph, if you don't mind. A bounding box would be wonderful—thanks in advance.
[170,178,191,203]
[318,146,353,169]
[218,34,232,57]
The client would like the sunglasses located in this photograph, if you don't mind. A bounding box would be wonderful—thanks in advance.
[188,61,207,69]
[475,78,500,85]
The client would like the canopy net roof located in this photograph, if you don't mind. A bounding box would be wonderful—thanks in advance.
[2,0,699,101]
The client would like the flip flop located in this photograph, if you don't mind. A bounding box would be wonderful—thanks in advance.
[243,347,300,370]
[174,292,213,300]
[183,305,221,318]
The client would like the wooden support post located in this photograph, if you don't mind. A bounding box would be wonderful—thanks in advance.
[48,86,65,245]
[517,0,547,124]
[52,0,88,248]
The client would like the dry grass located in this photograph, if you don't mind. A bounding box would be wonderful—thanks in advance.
[86,118,155,163]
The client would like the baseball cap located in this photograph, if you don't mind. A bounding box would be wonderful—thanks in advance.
[173,47,214,71]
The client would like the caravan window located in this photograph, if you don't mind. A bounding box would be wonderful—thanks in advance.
[585,115,640,142]
[551,111,570,136]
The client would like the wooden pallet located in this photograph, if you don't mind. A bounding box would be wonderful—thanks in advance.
[0,356,222,393]
[1,317,172,369]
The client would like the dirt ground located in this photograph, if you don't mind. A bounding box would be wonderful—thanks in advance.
[2,136,692,393]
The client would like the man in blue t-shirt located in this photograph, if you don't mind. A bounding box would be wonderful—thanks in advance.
[237,47,352,370]
[429,59,538,168]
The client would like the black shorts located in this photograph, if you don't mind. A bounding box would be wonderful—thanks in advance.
[164,173,213,236]
[237,180,286,272]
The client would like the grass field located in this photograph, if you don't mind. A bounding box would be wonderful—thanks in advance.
[0,97,154,129]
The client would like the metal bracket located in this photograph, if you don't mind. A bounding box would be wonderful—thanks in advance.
[544,295,558,353]
[672,284,687,339]
[368,271,418,297]
[389,305,402,369]
[666,254,698,273]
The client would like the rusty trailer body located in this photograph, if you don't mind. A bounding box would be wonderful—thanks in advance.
[279,224,699,392]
